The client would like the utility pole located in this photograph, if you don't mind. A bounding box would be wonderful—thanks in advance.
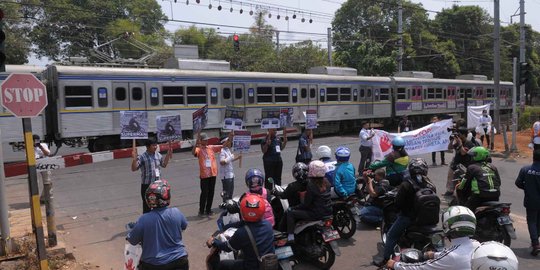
[519,0,526,110]
[398,0,403,72]
[327,27,333,66]
[512,57,518,152]
[276,31,280,54]
[0,129,14,255]
[491,0,501,151]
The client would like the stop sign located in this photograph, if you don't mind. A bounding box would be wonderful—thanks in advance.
[1,73,47,118]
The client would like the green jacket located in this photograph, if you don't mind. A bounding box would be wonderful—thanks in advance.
[369,150,409,175]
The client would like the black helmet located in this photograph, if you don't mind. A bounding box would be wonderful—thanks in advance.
[292,162,308,183]
[408,158,428,176]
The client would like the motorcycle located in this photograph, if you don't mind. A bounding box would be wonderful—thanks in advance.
[451,164,517,246]
[331,194,359,239]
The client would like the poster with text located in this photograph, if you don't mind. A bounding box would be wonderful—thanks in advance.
[156,115,182,142]
[261,108,281,129]
[233,130,251,152]
[192,105,208,134]
[280,107,294,128]
[223,106,245,130]
[305,109,318,129]
[120,111,148,139]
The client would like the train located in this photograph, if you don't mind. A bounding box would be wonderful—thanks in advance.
[0,64,513,152]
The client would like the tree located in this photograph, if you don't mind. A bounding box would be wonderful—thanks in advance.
[335,39,396,76]
[0,1,39,64]
[173,26,224,59]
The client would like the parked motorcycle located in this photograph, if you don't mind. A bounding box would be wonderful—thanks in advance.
[331,195,359,239]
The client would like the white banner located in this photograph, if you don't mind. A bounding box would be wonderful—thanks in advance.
[372,119,453,160]
[467,104,491,129]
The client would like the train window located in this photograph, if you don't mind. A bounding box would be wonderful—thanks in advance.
[163,86,184,105]
[275,87,290,103]
[427,88,435,99]
[235,88,243,99]
[360,89,365,98]
[223,88,231,99]
[309,88,316,98]
[187,86,207,104]
[65,86,92,108]
[353,89,358,101]
[97,87,108,107]
[301,88,307,99]
[292,88,298,103]
[380,88,390,101]
[435,88,443,99]
[327,87,338,102]
[150,88,159,106]
[319,88,326,102]
[132,87,143,101]
[340,88,351,101]
[257,87,273,103]
[367,89,372,98]
[487,88,494,98]
[397,88,406,100]
[466,89,472,99]
[115,87,126,101]
[210,88,218,104]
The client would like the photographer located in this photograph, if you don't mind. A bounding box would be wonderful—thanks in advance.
[444,126,479,196]
[33,135,50,202]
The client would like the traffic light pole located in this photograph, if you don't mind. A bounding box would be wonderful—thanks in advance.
[512,57,518,152]
[491,0,501,151]
[519,0,526,109]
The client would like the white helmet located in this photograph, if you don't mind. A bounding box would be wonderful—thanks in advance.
[317,145,332,159]
[441,206,476,239]
[471,241,518,270]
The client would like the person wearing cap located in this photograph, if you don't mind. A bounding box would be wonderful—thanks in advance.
[219,132,242,202]
[192,132,223,216]
[398,115,413,133]
[261,128,287,186]
[131,138,173,213]
[358,121,375,173]
[33,135,51,202]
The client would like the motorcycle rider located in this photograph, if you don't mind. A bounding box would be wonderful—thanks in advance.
[470,241,519,270]
[374,158,436,267]
[359,168,391,226]
[457,146,501,211]
[127,180,189,270]
[445,126,479,196]
[331,146,357,198]
[272,162,309,231]
[207,194,275,270]
[317,145,337,184]
[386,206,480,270]
[368,136,410,186]
[285,160,333,242]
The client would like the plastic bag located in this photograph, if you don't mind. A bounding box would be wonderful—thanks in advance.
[124,243,142,270]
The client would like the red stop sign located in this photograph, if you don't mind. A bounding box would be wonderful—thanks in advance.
[1,73,47,118]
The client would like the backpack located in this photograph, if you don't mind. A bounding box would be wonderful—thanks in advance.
[245,225,278,270]
[409,178,440,226]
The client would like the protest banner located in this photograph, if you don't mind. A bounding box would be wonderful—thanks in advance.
[223,106,245,130]
[305,109,317,129]
[467,104,495,135]
[156,115,182,142]
[233,130,251,152]
[261,108,280,129]
[120,111,148,139]
[280,107,294,128]
[371,119,453,160]
[192,105,208,134]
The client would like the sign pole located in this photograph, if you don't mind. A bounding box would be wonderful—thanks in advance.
[22,118,49,269]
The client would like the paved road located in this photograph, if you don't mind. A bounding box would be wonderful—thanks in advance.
[4,135,540,269]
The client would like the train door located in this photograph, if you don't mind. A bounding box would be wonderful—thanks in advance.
[475,86,484,106]
[112,82,147,110]
[499,88,507,107]
[447,86,457,109]
[365,87,374,115]
[308,84,318,109]
[411,86,423,111]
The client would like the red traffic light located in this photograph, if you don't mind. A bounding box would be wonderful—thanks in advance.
[233,34,239,41]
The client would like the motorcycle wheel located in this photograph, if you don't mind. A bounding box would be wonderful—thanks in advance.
[380,220,391,246]
[310,235,336,270]
[498,227,512,247]
[333,205,356,239]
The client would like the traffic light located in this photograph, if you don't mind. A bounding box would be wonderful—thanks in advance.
[233,34,240,52]
[518,61,530,86]
[0,9,5,72]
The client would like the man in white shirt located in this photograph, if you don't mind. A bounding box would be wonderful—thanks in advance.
[532,117,540,151]
[219,132,241,202]
[478,110,492,147]
[358,121,375,174]
[33,135,50,202]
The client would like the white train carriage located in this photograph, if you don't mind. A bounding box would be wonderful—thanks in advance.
[0,65,46,143]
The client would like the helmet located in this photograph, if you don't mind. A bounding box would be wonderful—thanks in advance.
[245,168,265,193]
[468,146,490,162]
[335,146,351,162]
[408,158,428,176]
[317,145,332,159]
[392,136,406,148]
[308,160,327,178]
[145,180,171,209]
[442,206,476,238]
[471,241,518,270]
[240,194,266,222]
[292,162,309,183]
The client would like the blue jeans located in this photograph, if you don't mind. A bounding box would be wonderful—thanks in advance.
[359,205,383,226]
[527,208,540,245]
[383,215,412,260]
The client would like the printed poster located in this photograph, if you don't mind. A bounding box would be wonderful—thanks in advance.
[156,115,182,142]
[305,109,317,129]
[120,111,148,139]
[223,106,245,130]
[261,108,280,129]
[280,107,294,128]
[371,119,453,160]
[233,130,251,152]
[192,105,208,134]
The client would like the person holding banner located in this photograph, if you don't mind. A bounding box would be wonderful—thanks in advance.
[367,137,410,187]
[261,128,287,186]
[219,132,242,202]
[397,115,413,133]
[131,138,173,214]
[358,121,375,173]
[192,133,223,216]
[431,116,446,166]
[477,110,492,147]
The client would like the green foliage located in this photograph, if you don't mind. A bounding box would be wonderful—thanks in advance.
[518,106,540,130]
[0,1,40,64]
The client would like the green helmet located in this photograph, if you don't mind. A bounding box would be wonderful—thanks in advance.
[468,146,490,162]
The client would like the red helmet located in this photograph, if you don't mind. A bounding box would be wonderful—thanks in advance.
[240,194,266,223]
[145,180,171,209]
